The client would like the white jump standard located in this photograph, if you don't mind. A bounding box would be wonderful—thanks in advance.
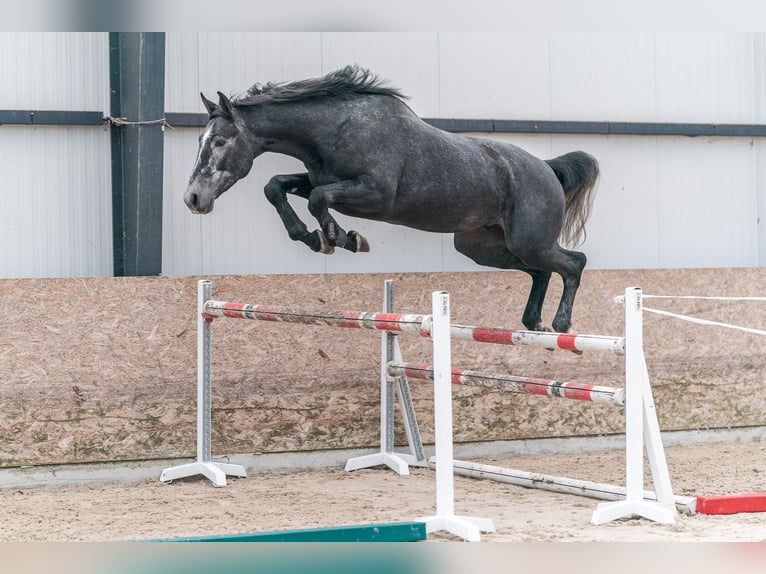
[160,280,247,487]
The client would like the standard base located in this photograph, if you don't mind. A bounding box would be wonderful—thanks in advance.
[416,514,496,542]
[344,452,426,475]
[591,499,676,525]
[160,461,247,487]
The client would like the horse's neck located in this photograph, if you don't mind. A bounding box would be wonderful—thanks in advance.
[243,104,324,165]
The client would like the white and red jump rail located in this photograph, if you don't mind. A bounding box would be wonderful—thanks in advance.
[202,300,624,355]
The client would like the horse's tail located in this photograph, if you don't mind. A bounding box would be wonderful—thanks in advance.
[545,151,599,247]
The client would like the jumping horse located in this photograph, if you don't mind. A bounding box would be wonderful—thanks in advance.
[185,65,599,333]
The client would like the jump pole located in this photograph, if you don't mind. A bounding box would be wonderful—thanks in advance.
[415,291,495,542]
[442,460,697,513]
[159,280,247,487]
[386,362,626,406]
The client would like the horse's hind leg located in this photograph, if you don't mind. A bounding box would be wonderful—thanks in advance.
[548,247,587,333]
[454,228,550,331]
[511,242,587,334]
[522,270,552,332]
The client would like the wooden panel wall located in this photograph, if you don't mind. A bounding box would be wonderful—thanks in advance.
[1,269,764,467]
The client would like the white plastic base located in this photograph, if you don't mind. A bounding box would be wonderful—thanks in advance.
[591,499,677,525]
[344,452,425,475]
[160,461,247,487]
[417,514,496,542]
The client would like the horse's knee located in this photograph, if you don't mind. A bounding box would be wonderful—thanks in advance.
[264,177,286,205]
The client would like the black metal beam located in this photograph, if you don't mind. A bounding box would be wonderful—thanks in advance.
[165,112,207,128]
[4,108,766,139]
[164,112,766,138]
[427,118,766,137]
[0,110,104,125]
[109,32,166,277]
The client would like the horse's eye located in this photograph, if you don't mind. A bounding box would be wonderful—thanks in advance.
[214,139,226,147]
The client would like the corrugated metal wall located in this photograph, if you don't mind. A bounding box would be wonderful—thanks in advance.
[162,32,766,276]
[3,33,766,277]
[0,33,112,278]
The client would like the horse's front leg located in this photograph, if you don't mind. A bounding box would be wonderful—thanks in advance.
[307,180,379,253]
[264,173,336,254]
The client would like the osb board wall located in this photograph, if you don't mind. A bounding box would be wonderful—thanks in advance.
[1,268,765,467]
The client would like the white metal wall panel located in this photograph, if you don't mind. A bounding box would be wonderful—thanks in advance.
[654,33,756,124]
[437,33,551,120]
[548,33,657,122]
[655,137,758,268]
[0,127,113,278]
[756,34,766,124]
[164,32,202,115]
[0,33,112,279]
[0,32,109,111]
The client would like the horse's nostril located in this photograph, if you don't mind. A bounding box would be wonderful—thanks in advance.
[186,192,199,210]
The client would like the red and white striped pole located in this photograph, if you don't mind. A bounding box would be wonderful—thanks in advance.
[387,362,625,406]
[202,300,625,355]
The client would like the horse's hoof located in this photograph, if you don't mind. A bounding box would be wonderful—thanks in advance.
[315,229,335,255]
[341,231,371,253]
[352,231,370,252]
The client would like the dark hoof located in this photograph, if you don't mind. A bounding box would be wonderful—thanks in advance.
[345,230,370,253]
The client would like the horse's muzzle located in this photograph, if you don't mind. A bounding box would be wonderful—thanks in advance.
[184,185,215,214]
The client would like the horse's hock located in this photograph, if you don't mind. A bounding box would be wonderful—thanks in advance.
[1,269,765,468]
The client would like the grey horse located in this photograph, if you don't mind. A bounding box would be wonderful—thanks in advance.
[185,65,599,333]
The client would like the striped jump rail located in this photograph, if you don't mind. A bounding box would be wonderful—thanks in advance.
[202,300,625,355]
[387,362,625,406]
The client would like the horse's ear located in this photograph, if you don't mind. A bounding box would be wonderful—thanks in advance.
[200,92,217,117]
[217,91,234,118]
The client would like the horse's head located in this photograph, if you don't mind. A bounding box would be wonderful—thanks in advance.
[184,92,257,214]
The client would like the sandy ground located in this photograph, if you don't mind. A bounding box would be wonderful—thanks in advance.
[0,440,764,542]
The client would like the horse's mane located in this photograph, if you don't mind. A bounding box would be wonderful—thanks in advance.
[233,65,408,107]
